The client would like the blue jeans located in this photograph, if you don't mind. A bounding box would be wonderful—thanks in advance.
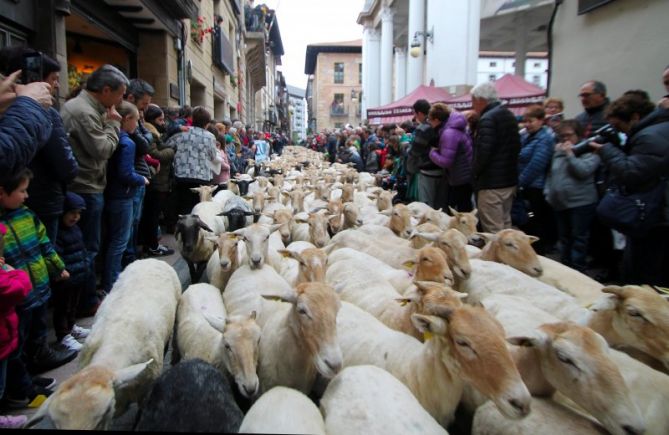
[555,204,596,272]
[123,185,145,264]
[103,198,133,293]
[76,193,105,309]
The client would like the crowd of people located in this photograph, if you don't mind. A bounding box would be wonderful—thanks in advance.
[0,47,288,427]
[303,69,669,287]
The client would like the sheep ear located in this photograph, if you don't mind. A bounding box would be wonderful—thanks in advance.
[411,314,447,336]
[203,312,227,333]
[471,208,478,217]
[190,187,200,193]
[268,223,283,234]
[205,234,219,243]
[527,235,540,244]
[602,285,628,299]
[414,232,439,242]
[588,294,618,312]
[196,218,214,233]
[448,206,458,216]
[232,228,246,237]
[113,359,154,392]
[472,232,496,244]
[322,244,336,255]
[380,209,393,216]
[507,331,547,348]
[413,280,441,294]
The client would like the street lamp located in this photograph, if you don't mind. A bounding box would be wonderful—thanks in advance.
[410,27,434,58]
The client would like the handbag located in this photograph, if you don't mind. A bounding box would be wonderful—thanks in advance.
[596,180,666,237]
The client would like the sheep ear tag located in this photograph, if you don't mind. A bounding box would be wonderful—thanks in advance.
[423,331,434,341]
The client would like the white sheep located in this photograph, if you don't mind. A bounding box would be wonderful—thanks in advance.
[328,229,418,270]
[534,255,604,306]
[320,365,448,435]
[27,259,180,430]
[191,200,225,235]
[212,189,237,207]
[239,387,326,435]
[175,283,261,398]
[336,301,531,427]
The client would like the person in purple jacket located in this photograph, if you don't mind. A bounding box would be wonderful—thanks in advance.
[427,103,474,212]
[102,101,148,293]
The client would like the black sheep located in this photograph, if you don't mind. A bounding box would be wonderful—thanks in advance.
[134,359,243,432]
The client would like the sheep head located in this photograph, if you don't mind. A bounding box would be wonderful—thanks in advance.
[508,322,645,435]
[478,229,543,277]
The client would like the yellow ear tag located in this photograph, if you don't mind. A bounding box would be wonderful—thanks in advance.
[28,394,47,408]
[398,299,409,307]
[423,331,434,341]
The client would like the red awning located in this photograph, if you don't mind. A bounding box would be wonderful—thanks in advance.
[445,74,546,114]
[366,85,454,125]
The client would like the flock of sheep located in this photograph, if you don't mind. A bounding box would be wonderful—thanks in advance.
[24,146,669,434]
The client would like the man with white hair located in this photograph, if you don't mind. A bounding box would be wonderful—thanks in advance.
[470,82,521,232]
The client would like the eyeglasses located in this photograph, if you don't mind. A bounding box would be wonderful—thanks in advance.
[558,132,577,140]
[578,92,594,98]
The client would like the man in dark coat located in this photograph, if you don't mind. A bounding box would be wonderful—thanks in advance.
[471,82,520,232]
[575,80,609,137]
[406,99,441,208]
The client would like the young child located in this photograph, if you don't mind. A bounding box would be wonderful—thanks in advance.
[102,101,148,293]
[0,168,71,408]
[52,192,91,351]
[0,223,32,427]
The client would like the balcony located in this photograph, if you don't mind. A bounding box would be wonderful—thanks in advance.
[159,0,198,20]
[330,103,348,117]
[213,25,235,75]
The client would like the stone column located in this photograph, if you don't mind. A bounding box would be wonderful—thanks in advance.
[514,11,528,79]
[394,47,407,99]
[407,0,425,92]
[379,7,394,105]
[366,27,381,111]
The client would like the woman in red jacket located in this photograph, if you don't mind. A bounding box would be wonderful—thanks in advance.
[0,222,32,427]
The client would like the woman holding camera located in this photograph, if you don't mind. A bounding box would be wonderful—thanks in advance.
[590,93,669,285]
[544,120,601,272]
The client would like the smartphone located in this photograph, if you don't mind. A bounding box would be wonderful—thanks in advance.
[22,52,43,84]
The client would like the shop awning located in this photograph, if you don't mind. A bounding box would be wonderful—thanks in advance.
[366,84,454,125]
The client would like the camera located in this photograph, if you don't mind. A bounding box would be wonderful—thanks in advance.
[571,124,621,156]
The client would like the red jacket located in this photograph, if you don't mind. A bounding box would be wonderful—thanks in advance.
[0,268,32,360]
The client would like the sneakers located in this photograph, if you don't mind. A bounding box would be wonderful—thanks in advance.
[147,244,175,257]
[4,386,52,410]
[32,376,56,391]
[71,324,90,340]
[60,334,83,351]
[0,415,28,428]
[28,342,78,374]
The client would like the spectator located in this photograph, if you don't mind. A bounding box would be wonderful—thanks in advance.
[168,106,217,215]
[208,126,231,186]
[576,80,609,138]
[0,70,53,180]
[60,64,129,316]
[471,82,521,232]
[427,104,473,212]
[517,105,557,254]
[406,99,441,208]
[102,101,148,293]
[658,65,669,110]
[365,141,380,173]
[0,48,78,242]
[52,192,91,351]
[592,93,669,285]
[0,222,32,427]
[543,97,564,133]
[0,168,74,405]
[253,131,270,164]
[544,120,600,272]
[123,79,155,264]
[141,104,175,256]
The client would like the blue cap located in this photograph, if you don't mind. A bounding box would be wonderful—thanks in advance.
[64,192,86,212]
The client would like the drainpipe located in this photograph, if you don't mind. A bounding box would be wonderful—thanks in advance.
[546,0,563,95]
[176,21,187,105]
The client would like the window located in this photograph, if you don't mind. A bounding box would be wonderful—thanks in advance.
[489,61,497,67]
[334,62,344,84]
[488,74,497,82]
[511,62,515,68]
[532,75,541,86]
[533,62,541,68]
[359,63,362,84]
[334,122,344,129]
[331,93,345,115]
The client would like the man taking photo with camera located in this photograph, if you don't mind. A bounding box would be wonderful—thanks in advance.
[589,93,669,286]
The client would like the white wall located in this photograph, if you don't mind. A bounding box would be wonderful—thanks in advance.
[425,0,479,87]
[551,0,669,117]
[477,57,548,88]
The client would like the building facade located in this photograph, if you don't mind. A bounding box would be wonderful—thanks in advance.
[550,0,669,116]
[287,85,306,143]
[304,40,362,132]
[0,0,287,128]
[478,52,548,89]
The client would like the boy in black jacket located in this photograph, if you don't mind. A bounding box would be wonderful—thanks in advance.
[52,192,90,351]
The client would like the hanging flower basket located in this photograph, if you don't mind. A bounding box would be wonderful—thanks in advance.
[191,16,214,45]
